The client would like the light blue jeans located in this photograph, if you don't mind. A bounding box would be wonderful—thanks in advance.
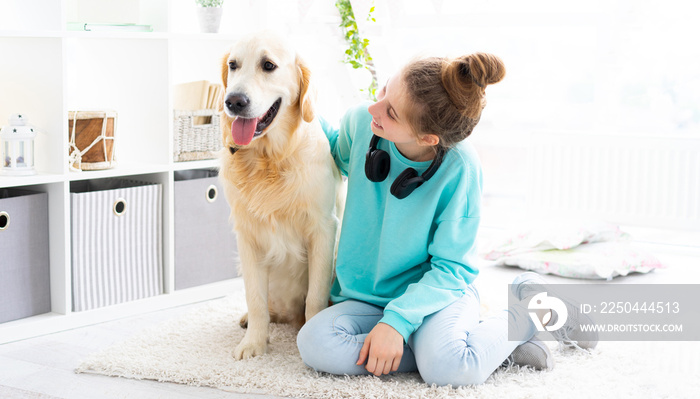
[296,284,537,386]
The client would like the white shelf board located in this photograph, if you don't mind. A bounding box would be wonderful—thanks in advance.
[0,278,243,345]
[1,30,240,41]
[63,30,170,40]
[167,32,241,41]
[0,172,65,188]
[66,163,171,181]
[0,30,64,39]
[172,158,221,171]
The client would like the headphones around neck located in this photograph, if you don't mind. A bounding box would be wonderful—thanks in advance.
[365,134,445,200]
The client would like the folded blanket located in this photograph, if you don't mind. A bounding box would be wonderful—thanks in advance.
[482,221,665,280]
[483,221,629,260]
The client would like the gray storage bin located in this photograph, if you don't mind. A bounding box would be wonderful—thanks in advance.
[0,188,50,323]
[70,178,163,312]
[174,169,238,290]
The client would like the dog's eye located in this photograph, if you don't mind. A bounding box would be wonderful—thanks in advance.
[229,61,238,71]
[263,61,277,72]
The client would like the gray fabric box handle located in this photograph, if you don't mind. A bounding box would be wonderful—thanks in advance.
[206,185,218,203]
[113,198,127,216]
[0,210,9,230]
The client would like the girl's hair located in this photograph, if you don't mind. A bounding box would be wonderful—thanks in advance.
[402,52,506,149]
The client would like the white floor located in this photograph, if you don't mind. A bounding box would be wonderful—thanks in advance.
[0,283,286,399]
[2,217,699,399]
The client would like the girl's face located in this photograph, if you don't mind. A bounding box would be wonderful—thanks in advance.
[367,74,415,146]
[368,73,438,161]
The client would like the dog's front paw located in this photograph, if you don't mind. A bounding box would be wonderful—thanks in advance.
[233,338,267,360]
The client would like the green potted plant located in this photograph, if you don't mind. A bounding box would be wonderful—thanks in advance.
[335,0,378,100]
[196,0,224,33]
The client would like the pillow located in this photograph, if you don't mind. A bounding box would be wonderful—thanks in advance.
[491,241,665,280]
[482,220,628,261]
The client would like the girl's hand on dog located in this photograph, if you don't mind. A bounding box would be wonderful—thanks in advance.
[357,323,404,376]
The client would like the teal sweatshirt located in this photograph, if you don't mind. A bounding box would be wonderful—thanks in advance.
[320,103,483,342]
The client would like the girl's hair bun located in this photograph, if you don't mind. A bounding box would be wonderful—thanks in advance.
[441,52,506,118]
[402,52,505,148]
[465,52,506,87]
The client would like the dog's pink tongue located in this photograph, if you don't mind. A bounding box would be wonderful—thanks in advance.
[231,117,258,146]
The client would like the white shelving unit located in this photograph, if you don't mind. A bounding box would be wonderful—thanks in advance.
[0,0,252,344]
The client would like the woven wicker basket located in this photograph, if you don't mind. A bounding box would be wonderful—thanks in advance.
[173,109,222,162]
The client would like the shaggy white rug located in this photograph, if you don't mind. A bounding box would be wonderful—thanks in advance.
[76,290,697,399]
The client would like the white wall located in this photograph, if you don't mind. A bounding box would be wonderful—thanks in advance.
[196,0,698,230]
[9,0,693,229]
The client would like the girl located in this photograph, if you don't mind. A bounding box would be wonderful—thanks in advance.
[297,52,596,386]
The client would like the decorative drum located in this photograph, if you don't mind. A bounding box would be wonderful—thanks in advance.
[68,110,117,171]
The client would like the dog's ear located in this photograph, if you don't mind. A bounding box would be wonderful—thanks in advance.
[296,55,315,123]
[221,52,230,89]
[219,52,230,112]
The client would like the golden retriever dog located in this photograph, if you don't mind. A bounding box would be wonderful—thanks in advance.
[218,31,342,360]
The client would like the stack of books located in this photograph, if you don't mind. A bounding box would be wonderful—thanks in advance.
[174,81,224,124]
[67,23,153,32]
[67,0,150,32]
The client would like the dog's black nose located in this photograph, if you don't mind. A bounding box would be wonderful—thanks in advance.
[225,93,250,114]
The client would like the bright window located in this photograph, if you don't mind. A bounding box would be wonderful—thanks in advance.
[360,0,700,137]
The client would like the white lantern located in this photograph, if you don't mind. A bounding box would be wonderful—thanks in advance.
[0,114,37,176]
